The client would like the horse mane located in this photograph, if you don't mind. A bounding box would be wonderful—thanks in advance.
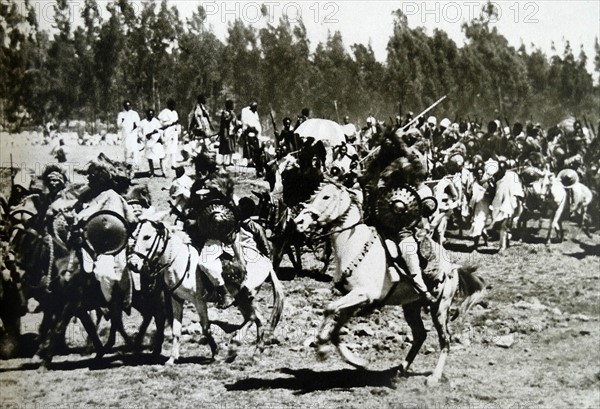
[126,184,152,207]
[281,164,323,207]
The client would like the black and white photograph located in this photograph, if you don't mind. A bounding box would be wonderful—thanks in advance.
[1,0,599,407]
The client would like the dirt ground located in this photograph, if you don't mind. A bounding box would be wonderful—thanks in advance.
[1,141,599,409]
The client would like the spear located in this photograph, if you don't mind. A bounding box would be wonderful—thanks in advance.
[584,115,596,138]
[333,100,340,123]
[10,153,14,191]
[359,95,448,164]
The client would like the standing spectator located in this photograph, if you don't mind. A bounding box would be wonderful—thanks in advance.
[218,99,238,167]
[241,101,264,176]
[50,138,68,163]
[188,94,213,150]
[169,166,194,226]
[139,109,165,177]
[294,107,310,130]
[341,115,358,144]
[158,98,180,172]
[277,117,301,153]
[117,100,141,176]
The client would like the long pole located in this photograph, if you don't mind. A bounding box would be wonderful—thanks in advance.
[10,153,14,190]
[359,95,448,164]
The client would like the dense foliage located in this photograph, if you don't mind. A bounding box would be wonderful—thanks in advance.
[1,0,598,132]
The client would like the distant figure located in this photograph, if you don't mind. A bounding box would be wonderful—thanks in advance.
[158,98,180,172]
[295,107,310,130]
[117,100,141,175]
[218,99,239,167]
[241,101,264,176]
[139,109,165,177]
[169,166,194,225]
[188,94,212,149]
[341,115,357,144]
[278,117,301,153]
[50,138,68,163]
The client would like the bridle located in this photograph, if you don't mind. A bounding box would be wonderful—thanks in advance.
[302,184,364,240]
[129,220,192,295]
[129,220,172,275]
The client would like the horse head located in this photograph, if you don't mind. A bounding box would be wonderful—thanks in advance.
[127,219,166,273]
[294,182,353,234]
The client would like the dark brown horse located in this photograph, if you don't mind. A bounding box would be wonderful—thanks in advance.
[8,191,165,366]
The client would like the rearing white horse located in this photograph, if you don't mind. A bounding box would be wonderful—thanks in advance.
[294,182,486,385]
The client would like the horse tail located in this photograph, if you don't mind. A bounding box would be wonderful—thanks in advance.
[452,265,487,322]
[267,268,284,331]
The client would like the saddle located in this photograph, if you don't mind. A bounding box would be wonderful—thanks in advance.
[382,235,445,295]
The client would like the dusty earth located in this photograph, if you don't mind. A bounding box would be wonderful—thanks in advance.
[1,141,599,409]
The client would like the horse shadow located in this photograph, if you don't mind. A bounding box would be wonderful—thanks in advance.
[0,344,213,373]
[276,266,332,283]
[225,366,431,394]
[443,241,475,254]
[565,239,600,259]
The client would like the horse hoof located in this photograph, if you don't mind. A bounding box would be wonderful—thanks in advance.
[337,343,367,369]
[315,344,332,361]
[31,354,43,365]
[396,363,408,377]
[165,357,176,366]
[225,347,238,363]
[425,375,440,386]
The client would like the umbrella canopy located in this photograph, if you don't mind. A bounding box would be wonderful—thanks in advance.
[295,118,345,146]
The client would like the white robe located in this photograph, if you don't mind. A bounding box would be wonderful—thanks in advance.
[158,108,180,155]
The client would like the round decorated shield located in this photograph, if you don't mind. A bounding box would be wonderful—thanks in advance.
[82,210,129,255]
[376,184,423,231]
[197,199,238,242]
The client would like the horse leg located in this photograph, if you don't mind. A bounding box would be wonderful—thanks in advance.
[426,301,451,386]
[112,308,133,351]
[166,299,183,365]
[36,307,55,357]
[77,311,104,359]
[237,287,265,350]
[546,214,554,245]
[150,292,166,356]
[134,315,151,352]
[558,220,565,242]
[190,296,218,360]
[133,294,151,352]
[104,302,127,352]
[286,241,303,276]
[316,290,370,368]
[271,238,285,274]
[330,308,366,368]
[318,241,332,275]
[581,207,592,238]
[398,303,427,376]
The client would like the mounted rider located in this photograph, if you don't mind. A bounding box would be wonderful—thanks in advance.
[181,153,241,308]
[362,132,438,304]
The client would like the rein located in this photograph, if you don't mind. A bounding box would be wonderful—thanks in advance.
[131,221,192,294]
[131,221,171,275]
[307,189,364,240]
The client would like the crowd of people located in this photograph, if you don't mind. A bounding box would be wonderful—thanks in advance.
[0,94,598,363]
[111,94,597,303]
